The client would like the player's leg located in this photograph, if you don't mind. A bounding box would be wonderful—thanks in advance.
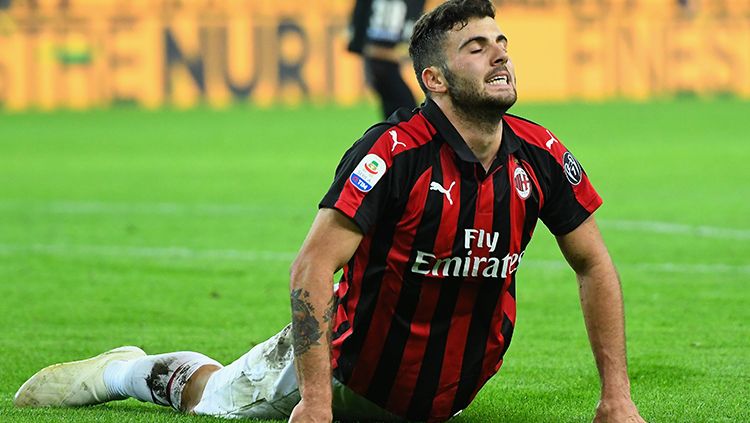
[14,326,402,420]
[103,351,222,411]
[193,323,407,421]
[14,346,222,413]
[364,56,416,118]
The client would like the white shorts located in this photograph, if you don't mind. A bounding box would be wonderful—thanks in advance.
[192,324,406,422]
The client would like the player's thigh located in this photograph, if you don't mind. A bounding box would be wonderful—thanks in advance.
[332,378,407,422]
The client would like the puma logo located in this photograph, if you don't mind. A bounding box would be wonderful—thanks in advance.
[430,181,456,205]
[389,130,406,152]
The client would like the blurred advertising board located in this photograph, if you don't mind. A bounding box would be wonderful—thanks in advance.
[0,0,748,110]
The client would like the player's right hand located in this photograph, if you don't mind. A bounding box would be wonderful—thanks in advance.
[288,398,333,423]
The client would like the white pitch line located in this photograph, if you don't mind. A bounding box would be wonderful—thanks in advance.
[0,200,747,241]
[0,200,750,241]
[598,219,750,241]
[521,259,750,275]
[0,243,747,275]
[626,262,750,274]
[0,243,297,262]
[0,200,308,217]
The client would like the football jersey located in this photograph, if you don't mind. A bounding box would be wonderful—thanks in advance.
[319,99,602,422]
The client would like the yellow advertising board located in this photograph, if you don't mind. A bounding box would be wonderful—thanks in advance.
[0,0,748,110]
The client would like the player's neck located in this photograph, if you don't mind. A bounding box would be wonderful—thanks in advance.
[436,98,503,171]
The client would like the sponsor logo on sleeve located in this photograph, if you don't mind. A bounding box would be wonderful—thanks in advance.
[389,130,406,152]
[349,154,387,192]
[513,167,531,200]
[545,130,558,149]
[562,151,582,186]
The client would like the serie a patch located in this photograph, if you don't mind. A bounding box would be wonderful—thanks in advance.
[349,154,387,192]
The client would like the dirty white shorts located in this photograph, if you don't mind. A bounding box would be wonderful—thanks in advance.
[192,324,406,422]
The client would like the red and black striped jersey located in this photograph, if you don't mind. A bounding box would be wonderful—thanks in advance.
[319,99,602,422]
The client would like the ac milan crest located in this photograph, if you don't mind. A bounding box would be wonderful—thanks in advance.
[513,166,531,200]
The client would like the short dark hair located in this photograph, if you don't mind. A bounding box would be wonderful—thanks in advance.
[409,0,496,95]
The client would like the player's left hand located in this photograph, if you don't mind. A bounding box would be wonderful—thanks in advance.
[288,398,332,423]
[593,397,646,423]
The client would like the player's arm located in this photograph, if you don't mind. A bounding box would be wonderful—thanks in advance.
[288,208,363,423]
[555,215,646,423]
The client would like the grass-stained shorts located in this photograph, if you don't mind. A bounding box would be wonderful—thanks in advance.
[192,324,406,422]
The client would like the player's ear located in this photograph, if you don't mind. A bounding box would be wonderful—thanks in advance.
[422,66,448,95]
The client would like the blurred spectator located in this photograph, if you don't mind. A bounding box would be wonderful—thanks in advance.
[348,0,426,118]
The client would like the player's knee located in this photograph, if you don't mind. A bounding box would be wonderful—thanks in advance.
[182,364,222,412]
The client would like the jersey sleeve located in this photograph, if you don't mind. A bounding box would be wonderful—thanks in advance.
[539,133,603,236]
[346,0,371,54]
[319,124,398,234]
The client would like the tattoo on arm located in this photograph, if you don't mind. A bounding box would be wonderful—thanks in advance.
[291,289,337,357]
[323,295,336,344]
[291,288,324,356]
[323,295,336,324]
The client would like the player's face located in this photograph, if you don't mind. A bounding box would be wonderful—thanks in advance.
[441,16,517,114]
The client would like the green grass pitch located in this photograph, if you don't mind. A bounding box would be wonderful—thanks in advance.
[0,99,748,422]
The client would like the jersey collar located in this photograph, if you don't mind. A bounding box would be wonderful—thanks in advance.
[420,98,521,165]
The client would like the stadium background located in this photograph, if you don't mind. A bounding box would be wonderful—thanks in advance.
[1,0,750,108]
[1,1,749,422]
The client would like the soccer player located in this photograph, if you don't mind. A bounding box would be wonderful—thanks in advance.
[348,0,426,118]
[14,1,646,422]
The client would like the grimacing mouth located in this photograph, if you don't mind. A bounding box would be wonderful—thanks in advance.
[485,69,510,86]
